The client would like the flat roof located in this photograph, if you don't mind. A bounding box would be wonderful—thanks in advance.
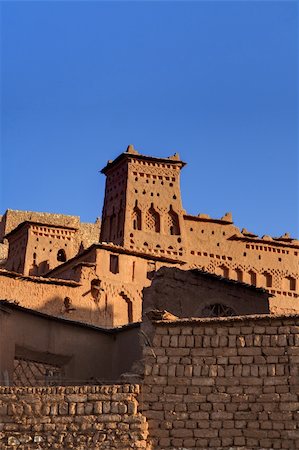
[101,150,186,174]
[4,220,77,240]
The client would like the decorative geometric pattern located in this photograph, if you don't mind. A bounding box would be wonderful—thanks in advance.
[13,359,62,387]
[201,303,236,318]
[145,206,160,232]
[167,209,180,235]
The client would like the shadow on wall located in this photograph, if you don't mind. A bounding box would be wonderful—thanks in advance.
[38,295,114,327]
[142,266,270,319]
[0,300,143,387]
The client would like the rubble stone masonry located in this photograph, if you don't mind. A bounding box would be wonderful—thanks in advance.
[0,385,148,449]
[141,314,299,449]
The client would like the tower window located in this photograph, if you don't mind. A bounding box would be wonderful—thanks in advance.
[167,206,180,235]
[132,203,142,230]
[145,204,160,233]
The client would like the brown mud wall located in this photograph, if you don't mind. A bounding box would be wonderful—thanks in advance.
[0,385,148,449]
[141,314,299,449]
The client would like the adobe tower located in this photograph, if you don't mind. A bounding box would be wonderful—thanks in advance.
[100,145,187,256]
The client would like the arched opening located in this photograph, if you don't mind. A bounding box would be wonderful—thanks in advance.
[263,271,272,288]
[113,291,133,326]
[201,303,236,318]
[215,265,229,278]
[167,206,180,235]
[146,204,160,233]
[57,249,67,262]
[132,202,142,230]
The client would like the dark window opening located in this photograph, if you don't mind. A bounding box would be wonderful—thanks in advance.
[132,203,142,230]
[263,272,272,288]
[110,254,119,274]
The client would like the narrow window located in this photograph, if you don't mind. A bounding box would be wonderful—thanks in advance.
[249,270,257,286]
[167,206,180,235]
[285,276,296,291]
[110,254,119,274]
[132,203,142,230]
[263,271,272,288]
[235,269,243,282]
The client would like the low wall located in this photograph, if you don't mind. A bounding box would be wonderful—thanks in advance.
[141,314,299,449]
[2,314,299,449]
[0,385,148,449]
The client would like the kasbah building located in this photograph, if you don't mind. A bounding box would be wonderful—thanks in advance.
[0,144,298,327]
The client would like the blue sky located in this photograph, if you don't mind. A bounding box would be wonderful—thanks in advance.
[1,1,298,238]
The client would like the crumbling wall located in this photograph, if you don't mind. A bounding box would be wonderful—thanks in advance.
[141,314,299,449]
[78,221,101,249]
[0,385,148,449]
[0,210,80,239]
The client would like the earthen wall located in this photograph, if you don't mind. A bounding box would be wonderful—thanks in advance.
[0,385,148,449]
[141,314,299,449]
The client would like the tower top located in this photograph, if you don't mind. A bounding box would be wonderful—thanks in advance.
[101,144,186,174]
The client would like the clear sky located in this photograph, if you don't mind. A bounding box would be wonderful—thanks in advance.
[1,1,298,238]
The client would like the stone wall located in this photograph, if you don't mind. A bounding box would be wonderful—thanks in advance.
[0,385,148,449]
[141,314,299,449]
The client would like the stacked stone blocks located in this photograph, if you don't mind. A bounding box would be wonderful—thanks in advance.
[0,384,148,449]
[141,315,299,449]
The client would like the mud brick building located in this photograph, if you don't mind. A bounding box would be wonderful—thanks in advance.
[0,145,298,327]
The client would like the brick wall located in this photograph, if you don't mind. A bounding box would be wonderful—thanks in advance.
[0,385,148,449]
[141,314,299,449]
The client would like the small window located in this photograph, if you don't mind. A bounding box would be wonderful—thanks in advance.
[263,272,272,288]
[57,249,66,262]
[110,254,119,274]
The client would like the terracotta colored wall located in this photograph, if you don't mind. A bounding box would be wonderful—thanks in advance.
[1,210,100,276]
[0,385,148,449]
[99,151,298,305]
[1,151,298,325]
[141,314,299,449]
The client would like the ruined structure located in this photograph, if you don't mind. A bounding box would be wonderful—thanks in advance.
[0,145,298,326]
